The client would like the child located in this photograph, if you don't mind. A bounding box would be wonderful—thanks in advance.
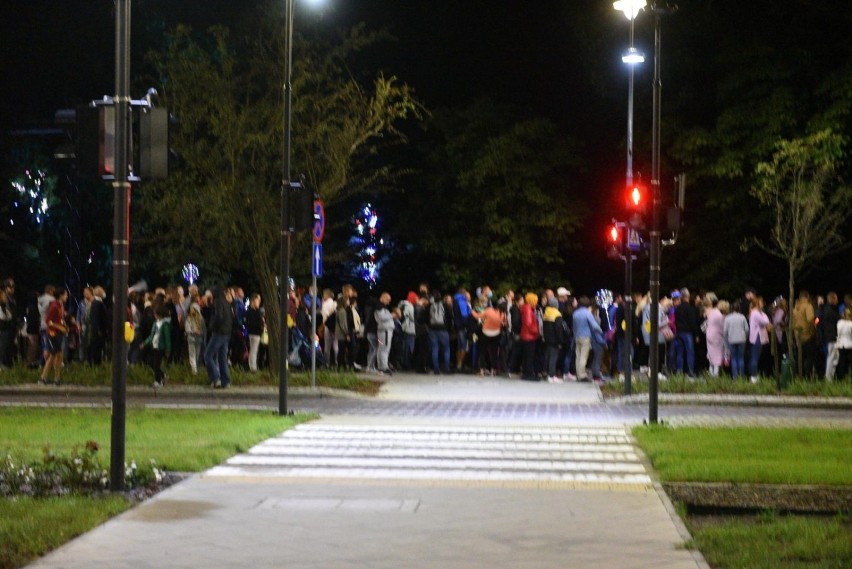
[144,305,171,388]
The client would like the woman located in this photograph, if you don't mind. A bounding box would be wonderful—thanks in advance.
[40,288,69,385]
[184,293,205,374]
[519,292,540,381]
[723,300,749,380]
[835,308,852,379]
[245,294,264,372]
[479,298,506,376]
[748,296,771,383]
[334,295,352,370]
[703,297,725,377]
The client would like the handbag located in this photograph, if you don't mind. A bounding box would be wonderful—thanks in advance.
[661,325,674,341]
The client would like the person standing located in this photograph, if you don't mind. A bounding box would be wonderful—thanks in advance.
[375,292,394,374]
[822,292,841,380]
[572,296,603,382]
[245,294,264,372]
[518,292,540,381]
[835,308,852,379]
[87,286,109,365]
[723,300,749,380]
[792,290,817,376]
[40,288,68,385]
[541,296,564,383]
[673,288,700,377]
[205,287,233,388]
[144,305,171,388]
[703,297,725,377]
[0,288,14,370]
[398,292,417,370]
[184,295,205,374]
[427,290,451,375]
[748,296,771,383]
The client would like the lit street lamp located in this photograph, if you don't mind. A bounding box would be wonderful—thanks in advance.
[613,0,645,396]
[280,0,323,416]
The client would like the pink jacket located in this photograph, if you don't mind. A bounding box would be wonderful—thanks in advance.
[749,308,770,345]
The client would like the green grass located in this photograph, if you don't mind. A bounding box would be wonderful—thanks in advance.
[0,361,381,395]
[687,514,851,569]
[0,407,312,471]
[0,407,312,568]
[0,495,131,569]
[633,426,852,485]
[601,374,852,398]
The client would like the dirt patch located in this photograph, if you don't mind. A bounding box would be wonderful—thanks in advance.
[665,482,852,513]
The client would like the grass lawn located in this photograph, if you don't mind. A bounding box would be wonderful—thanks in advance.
[600,374,852,398]
[688,513,851,569]
[634,426,852,568]
[0,362,382,395]
[632,426,852,485]
[0,408,312,568]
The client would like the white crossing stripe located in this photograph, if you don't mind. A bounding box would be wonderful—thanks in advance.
[204,424,653,487]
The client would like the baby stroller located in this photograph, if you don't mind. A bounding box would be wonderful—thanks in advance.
[289,326,326,369]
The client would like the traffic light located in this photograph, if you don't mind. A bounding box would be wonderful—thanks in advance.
[607,222,624,259]
[625,182,647,228]
[289,180,315,232]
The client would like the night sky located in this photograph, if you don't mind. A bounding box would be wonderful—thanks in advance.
[3,1,851,296]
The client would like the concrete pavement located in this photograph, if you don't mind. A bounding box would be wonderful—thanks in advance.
[21,372,717,568]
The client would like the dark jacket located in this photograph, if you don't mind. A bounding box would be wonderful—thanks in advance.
[209,289,234,336]
[674,302,700,335]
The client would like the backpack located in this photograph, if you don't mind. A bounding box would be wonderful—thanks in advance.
[429,301,445,327]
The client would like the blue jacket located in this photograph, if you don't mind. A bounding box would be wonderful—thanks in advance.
[572,307,602,340]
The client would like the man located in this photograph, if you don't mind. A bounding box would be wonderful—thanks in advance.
[453,287,472,372]
[427,290,451,375]
[1,278,19,367]
[205,287,234,388]
[38,285,56,366]
[792,290,817,376]
[822,292,840,380]
[572,296,602,382]
[673,287,700,377]
[375,292,394,374]
[87,286,109,365]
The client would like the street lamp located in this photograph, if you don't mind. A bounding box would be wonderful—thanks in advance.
[614,0,645,396]
[280,0,324,416]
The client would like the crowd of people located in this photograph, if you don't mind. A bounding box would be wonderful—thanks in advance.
[1,275,851,387]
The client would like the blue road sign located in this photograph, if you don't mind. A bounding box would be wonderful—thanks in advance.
[312,243,323,277]
[627,228,641,252]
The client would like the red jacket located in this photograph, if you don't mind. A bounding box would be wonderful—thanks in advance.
[520,303,539,342]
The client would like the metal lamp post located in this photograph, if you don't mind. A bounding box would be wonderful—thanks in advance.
[614,0,646,396]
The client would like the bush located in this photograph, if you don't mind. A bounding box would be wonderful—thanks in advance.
[0,442,163,497]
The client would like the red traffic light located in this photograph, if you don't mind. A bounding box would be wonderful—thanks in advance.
[609,225,621,242]
[626,183,647,210]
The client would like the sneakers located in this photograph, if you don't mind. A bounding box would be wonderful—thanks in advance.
[152,380,163,389]
[547,376,564,384]
[563,373,577,382]
[750,376,758,384]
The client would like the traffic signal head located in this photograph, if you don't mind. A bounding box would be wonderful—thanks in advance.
[625,182,647,228]
[606,223,624,260]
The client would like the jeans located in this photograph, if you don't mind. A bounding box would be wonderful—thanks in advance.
[544,344,560,378]
[749,341,764,378]
[825,342,839,380]
[377,329,393,372]
[366,332,378,370]
[428,329,450,373]
[674,332,695,375]
[205,333,231,386]
[729,343,746,379]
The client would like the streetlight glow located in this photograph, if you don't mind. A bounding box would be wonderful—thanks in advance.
[622,46,645,64]
[613,0,647,20]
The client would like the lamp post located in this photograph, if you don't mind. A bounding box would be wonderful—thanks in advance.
[614,0,646,396]
[280,0,323,416]
[279,0,295,416]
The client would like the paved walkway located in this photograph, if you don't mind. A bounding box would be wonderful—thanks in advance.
[19,374,716,568]
[15,372,851,568]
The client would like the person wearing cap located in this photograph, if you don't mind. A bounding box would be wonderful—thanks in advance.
[673,287,700,377]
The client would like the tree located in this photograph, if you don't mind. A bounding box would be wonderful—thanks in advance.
[751,129,851,356]
[398,99,586,291]
[136,11,423,371]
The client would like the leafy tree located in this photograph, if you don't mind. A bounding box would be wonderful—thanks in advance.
[136,9,423,370]
[398,99,585,291]
[751,129,851,356]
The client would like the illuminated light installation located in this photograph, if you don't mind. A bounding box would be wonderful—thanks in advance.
[351,203,382,288]
[10,168,54,226]
[182,263,200,285]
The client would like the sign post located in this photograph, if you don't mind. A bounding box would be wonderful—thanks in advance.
[310,199,324,389]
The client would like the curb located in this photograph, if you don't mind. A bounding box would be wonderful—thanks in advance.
[607,393,852,410]
[0,384,372,401]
